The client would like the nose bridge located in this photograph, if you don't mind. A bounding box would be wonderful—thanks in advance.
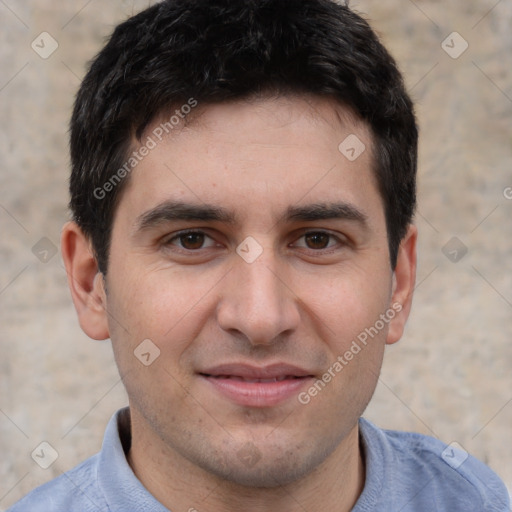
[216,246,299,345]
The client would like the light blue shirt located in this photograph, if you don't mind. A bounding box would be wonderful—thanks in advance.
[8,407,510,511]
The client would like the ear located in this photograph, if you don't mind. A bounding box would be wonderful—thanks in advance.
[61,221,110,340]
[386,224,417,345]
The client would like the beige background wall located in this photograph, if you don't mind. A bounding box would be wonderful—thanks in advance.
[1,0,511,508]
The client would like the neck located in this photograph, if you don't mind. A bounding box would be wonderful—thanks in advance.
[126,411,365,512]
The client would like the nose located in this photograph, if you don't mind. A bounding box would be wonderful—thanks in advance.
[216,247,301,346]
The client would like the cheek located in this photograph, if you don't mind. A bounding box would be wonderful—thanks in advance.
[105,264,219,371]
[109,260,203,329]
[105,272,200,408]
[305,265,392,343]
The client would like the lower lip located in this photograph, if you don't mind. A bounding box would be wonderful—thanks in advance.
[200,375,313,407]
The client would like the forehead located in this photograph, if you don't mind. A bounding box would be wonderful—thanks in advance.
[115,95,383,230]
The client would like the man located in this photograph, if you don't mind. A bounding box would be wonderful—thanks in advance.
[8,0,509,510]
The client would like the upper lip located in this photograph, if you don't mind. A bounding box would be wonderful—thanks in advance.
[199,363,315,379]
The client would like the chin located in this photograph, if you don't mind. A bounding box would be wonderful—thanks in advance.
[214,459,311,489]
[196,439,334,489]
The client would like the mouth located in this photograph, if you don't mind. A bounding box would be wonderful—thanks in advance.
[198,363,315,407]
[202,374,307,383]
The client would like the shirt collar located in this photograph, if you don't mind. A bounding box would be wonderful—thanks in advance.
[96,408,383,511]
[97,407,170,511]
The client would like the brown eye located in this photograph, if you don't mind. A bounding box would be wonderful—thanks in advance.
[292,231,341,251]
[179,232,205,250]
[304,232,331,250]
[165,230,216,251]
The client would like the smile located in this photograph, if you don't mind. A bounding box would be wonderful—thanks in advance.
[198,364,315,407]
[205,375,305,383]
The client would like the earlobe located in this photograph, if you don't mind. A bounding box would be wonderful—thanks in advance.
[61,221,110,340]
[386,224,417,345]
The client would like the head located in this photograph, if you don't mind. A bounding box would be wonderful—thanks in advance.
[62,0,417,493]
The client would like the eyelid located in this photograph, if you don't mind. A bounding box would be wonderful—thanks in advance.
[163,229,217,248]
[162,228,347,253]
[290,229,347,250]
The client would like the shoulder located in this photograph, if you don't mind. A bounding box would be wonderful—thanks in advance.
[358,418,510,511]
[6,453,108,512]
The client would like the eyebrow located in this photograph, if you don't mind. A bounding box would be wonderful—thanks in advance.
[133,200,369,234]
[134,201,237,233]
[282,203,368,225]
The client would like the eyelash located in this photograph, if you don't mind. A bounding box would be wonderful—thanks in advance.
[162,229,346,254]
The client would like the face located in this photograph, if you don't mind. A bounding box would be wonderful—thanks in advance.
[64,95,416,489]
